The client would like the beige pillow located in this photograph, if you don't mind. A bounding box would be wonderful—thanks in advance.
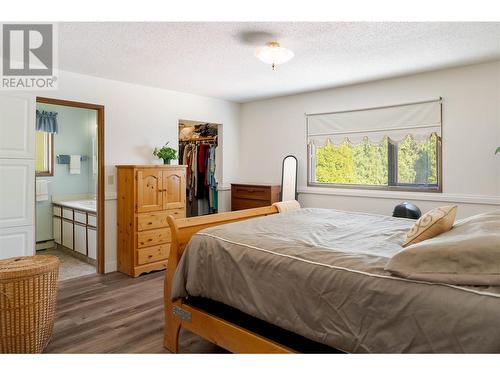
[272,200,301,213]
[402,205,457,247]
[386,211,500,285]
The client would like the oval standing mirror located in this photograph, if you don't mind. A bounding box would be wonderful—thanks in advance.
[281,155,298,201]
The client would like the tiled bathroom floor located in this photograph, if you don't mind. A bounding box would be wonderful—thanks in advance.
[37,247,96,281]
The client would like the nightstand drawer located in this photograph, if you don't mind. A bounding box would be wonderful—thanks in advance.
[231,183,281,211]
[231,198,270,211]
[231,185,270,201]
[137,244,170,265]
[137,228,171,248]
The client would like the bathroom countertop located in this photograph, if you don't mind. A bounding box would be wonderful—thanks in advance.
[53,199,97,213]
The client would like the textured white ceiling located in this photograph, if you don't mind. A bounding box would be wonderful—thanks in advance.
[59,22,500,102]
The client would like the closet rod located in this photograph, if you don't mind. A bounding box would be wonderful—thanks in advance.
[179,137,217,143]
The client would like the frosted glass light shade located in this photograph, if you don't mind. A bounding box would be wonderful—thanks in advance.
[255,42,294,67]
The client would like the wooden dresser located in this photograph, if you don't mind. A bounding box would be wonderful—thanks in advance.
[231,183,281,211]
[116,165,186,277]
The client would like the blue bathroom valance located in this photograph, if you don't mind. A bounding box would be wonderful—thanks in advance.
[36,110,58,134]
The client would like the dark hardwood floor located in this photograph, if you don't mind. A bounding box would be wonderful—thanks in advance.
[44,271,226,353]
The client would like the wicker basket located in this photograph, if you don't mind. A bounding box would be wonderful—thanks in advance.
[0,255,60,353]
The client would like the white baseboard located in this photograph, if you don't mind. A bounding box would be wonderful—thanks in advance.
[36,240,54,250]
[105,260,117,273]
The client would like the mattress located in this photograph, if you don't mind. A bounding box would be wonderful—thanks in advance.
[171,208,500,353]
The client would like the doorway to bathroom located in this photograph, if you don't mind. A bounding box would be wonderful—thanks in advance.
[35,97,105,280]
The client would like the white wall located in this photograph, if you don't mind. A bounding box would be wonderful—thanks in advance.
[239,61,500,218]
[29,70,240,272]
[24,62,500,271]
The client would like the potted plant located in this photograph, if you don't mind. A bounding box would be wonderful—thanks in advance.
[496,147,500,155]
[153,142,177,164]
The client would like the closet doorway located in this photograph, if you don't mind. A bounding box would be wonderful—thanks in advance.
[178,120,220,217]
[35,97,105,277]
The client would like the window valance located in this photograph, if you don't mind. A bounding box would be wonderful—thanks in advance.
[306,99,441,146]
[36,110,58,134]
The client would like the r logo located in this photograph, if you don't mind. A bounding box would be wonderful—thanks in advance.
[2,24,53,76]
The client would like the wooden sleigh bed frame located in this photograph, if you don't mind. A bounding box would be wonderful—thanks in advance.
[163,205,302,353]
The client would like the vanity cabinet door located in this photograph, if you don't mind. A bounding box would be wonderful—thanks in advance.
[87,227,97,260]
[74,223,87,255]
[53,216,61,244]
[62,219,74,250]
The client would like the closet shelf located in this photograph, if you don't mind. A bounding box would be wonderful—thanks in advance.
[179,136,217,143]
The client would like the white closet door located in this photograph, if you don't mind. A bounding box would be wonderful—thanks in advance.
[0,93,35,260]
[0,225,34,259]
[0,159,35,228]
[0,93,35,159]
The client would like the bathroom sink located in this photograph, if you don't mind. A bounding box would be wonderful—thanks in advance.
[73,200,96,209]
[55,199,97,212]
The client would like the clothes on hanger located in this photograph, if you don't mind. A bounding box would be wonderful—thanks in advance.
[180,137,218,216]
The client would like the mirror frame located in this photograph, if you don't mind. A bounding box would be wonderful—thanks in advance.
[280,155,298,201]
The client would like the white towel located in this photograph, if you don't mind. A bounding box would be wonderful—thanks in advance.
[36,180,49,202]
[70,155,81,175]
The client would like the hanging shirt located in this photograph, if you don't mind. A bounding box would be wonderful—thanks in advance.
[198,144,207,173]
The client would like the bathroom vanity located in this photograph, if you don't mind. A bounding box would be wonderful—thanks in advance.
[52,199,97,262]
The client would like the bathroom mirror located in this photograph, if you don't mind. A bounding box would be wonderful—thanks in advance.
[281,155,298,201]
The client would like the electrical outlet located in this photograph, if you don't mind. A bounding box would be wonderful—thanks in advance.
[107,175,115,185]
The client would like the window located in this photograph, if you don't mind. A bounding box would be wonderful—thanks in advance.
[307,100,441,191]
[35,131,53,176]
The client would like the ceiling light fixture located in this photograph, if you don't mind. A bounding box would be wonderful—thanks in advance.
[255,41,294,71]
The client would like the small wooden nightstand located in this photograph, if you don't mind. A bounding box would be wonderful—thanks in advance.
[231,183,281,211]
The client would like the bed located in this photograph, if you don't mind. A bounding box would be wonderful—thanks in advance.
[164,207,500,353]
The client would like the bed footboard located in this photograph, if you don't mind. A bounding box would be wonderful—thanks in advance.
[163,205,281,353]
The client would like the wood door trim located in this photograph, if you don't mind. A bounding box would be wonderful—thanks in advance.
[37,96,105,274]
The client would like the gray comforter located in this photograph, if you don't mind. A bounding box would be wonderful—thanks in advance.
[172,208,500,353]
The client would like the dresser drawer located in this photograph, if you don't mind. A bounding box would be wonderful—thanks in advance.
[137,209,185,231]
[137,212,168,231]
[137,244,170,265]
[74,210,87,224]
[62,208,74,220]
[137,228,171,248]
[231,197,270,211]
[53,205,62,217]
[165,208,186,219]
[232,185,270,201]
[87,214,97,227]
